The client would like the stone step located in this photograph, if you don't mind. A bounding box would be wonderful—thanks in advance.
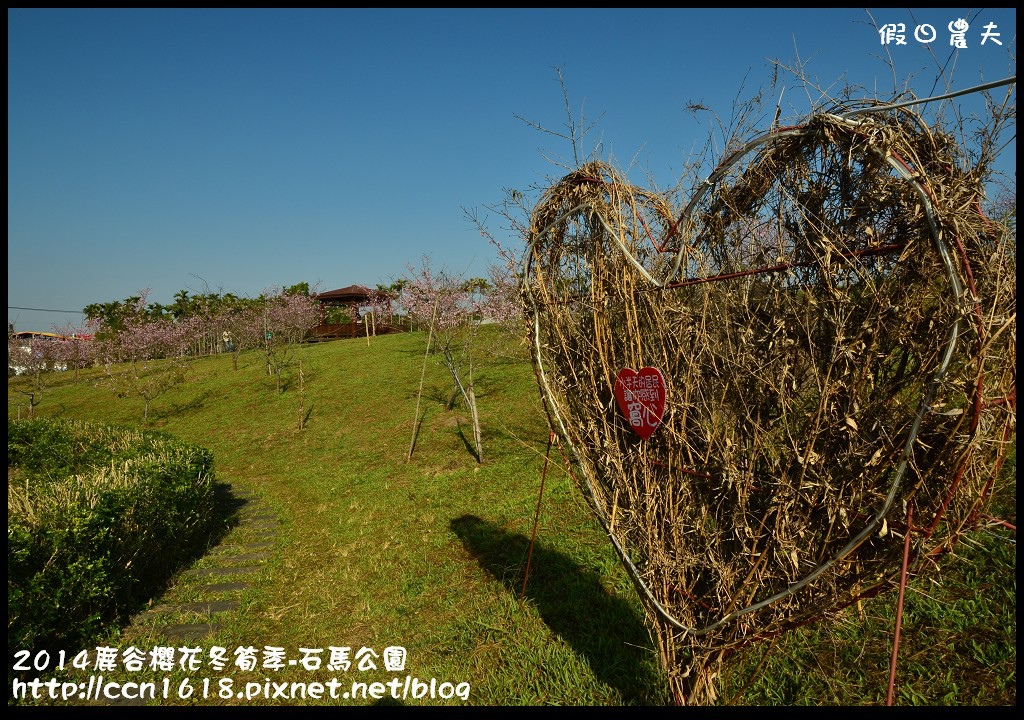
[211,542,275,554]
[244,514,278,523]
[149,600,240,615]
[244,531,278,540]
[160,623,221,640]
[215,553,271,564]
[187,566,261,578]
[197,581,251,593]
[245,519,279,528]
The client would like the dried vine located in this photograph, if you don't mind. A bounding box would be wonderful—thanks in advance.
[522,100,1016,705]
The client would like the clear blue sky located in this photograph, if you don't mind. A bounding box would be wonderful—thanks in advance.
[8,8,1016,333]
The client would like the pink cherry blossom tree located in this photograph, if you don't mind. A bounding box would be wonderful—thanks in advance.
[93,289,202,421]
[8,335,54,417]
[258,286,323,394]
[211,304,265,371]
[365,287,398,337]
[50,320,101,380]
[401,258,489,463]
[464,205,530,352]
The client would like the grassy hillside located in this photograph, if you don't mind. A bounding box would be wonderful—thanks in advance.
[7,328,1015,705]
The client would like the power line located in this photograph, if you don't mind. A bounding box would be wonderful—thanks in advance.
[8,306,85,313]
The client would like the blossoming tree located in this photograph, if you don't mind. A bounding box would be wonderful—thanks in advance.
[93,290,202,421]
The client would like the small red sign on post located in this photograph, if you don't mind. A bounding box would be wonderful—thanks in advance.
[614,367,667,439]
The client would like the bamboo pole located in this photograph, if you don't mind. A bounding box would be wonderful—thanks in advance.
[406,298,439,462]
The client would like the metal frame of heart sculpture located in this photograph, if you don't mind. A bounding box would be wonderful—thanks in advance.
[521,106,1015,704]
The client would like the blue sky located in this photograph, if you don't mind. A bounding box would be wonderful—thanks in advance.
[8,8,1016,333]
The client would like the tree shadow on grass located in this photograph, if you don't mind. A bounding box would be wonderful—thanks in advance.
[151,390,212,422]
[450,514,667,705]
[454,419,482,464]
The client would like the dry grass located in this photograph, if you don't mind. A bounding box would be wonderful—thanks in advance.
[522,101,1016,704]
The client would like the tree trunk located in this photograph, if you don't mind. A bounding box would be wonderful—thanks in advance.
[467,383,483,463]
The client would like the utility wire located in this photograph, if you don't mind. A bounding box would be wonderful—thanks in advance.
[8,306,85,313]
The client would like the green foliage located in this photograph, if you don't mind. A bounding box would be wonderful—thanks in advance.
[283,281,311,296]
[7,418,217,662]
[323,306,353,324]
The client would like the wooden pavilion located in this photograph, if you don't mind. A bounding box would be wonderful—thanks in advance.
[307,284,404,341]
[305,285,372,341]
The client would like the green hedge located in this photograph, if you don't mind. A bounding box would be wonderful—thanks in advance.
[8,418,217,656]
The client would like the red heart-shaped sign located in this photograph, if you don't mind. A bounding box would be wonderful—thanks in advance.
[614,367,667,439]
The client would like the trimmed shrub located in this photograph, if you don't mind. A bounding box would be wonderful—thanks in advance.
[8,418,217,657]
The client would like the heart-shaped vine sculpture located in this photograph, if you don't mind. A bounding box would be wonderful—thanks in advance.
[521,109,1015,704]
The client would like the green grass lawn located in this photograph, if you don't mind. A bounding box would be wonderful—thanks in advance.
[7,327,1015,705]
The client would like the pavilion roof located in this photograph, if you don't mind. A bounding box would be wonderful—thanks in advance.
[315,285,373,305]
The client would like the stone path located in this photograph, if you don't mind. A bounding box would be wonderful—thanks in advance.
[88,483,280,706]
[124,483,279,643]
